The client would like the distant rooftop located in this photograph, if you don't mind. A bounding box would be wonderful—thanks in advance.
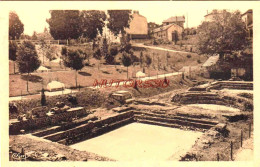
[163,16,185,23]
[202,55,219,67]
[242,9,253,16]
[153,23,182,33]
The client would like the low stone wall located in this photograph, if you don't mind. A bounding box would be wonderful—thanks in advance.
[44,111,134,145]
[208,81,253,90]
[9,107,87,135]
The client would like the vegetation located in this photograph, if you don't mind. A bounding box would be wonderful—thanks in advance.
[107,10,132,43]
[121,52,132,79]
[80,10,107,50]
[47,10,82,40]
[9,41,18,73]
[61,47,86,87]
[197,10,248,59]
[9,11,24,40]
[16,41,41,92]
[145,54,152,76]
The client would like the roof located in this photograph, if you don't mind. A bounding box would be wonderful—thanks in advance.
[163,16,185,23]
[202,55,219,67]
[242,9,253,16]
[153,23,182,33]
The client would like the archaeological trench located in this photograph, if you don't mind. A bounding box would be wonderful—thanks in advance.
[9,81,253,161]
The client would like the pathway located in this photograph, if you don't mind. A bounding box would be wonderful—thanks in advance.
[9,72,182,101]
[132,43,191,54]
[234,134,254,161]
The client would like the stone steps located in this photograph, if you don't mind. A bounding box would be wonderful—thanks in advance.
[134,112,217,130]
[32,117,98,137]
[57,117,134,145]
[34,111,135,143]
[209,82,253,90]
[134,112,218,125]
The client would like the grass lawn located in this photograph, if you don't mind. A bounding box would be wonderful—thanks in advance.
[9,45,207,97]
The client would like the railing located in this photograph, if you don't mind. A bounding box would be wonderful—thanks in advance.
[10,40,67,45]
[191,122,253,161]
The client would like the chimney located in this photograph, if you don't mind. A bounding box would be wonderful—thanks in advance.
[133,10,139,15]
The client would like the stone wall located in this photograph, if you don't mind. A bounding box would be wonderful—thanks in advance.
[43,111,134,145]
[10,107,87,135]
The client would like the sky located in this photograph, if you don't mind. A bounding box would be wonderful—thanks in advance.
[8,1,253,36]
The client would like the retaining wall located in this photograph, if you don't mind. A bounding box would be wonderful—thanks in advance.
[9,107,87,135]
[43,111,134,145]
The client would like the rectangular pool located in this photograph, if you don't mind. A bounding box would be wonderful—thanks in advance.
[70,123,203,161]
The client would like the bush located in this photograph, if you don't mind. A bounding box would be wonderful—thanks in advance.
[187,54,192,58]
[243,100,253,111]
[238,93,253,100]
[109,47,118,56]
[9,89,107,119]
[93,49,102,60]
[197,59,201,64]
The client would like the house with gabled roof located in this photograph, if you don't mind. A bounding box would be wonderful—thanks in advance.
[152,23,183,42]
[162,16,185,28]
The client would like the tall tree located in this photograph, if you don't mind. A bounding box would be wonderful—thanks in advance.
[122,52,132,79]
[80,10,107,50]
[107,10,132,43]
[9,41,18,74]
[61,47,85,87]
[31,31,38,40]
[17,41,41,92]
[47,10,82,40]
[9,11,24,40]
[145,54,152,77]
[197,10,247,60]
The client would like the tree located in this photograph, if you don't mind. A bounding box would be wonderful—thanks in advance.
[61,47,85,87]
[31,31,38,40]
[9,12,24,40]
[46,45,58,66]
[41,88,46,106]
[140,51,144,68]
[145,54,152,77]
[9,41,18,74]
[121,52,132,79]
[80,10,106,50]
[197,10,247,60]
[47,10,82,40]
[107,10,132,43]
[37,27,54,41]
[17,41,41,92]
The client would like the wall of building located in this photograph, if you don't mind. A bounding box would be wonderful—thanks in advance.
[125,13,148,35]
[167,24,184,41]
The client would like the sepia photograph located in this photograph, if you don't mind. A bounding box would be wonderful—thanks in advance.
[1,1,257,164]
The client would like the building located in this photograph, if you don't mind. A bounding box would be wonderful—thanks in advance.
[241,9,253,39]
[162,16,185,28]
[204,10,227,22]
[125,11,148,39]
[148,22,160,35]
[153,23,183,42]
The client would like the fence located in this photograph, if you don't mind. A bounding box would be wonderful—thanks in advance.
[215,122,253,161]
[10,40,64,45]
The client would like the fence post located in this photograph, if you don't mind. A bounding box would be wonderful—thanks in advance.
[241,130,243,147]
[230,141,233,161]
[217,153,219,161]
[249,123,251,138]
